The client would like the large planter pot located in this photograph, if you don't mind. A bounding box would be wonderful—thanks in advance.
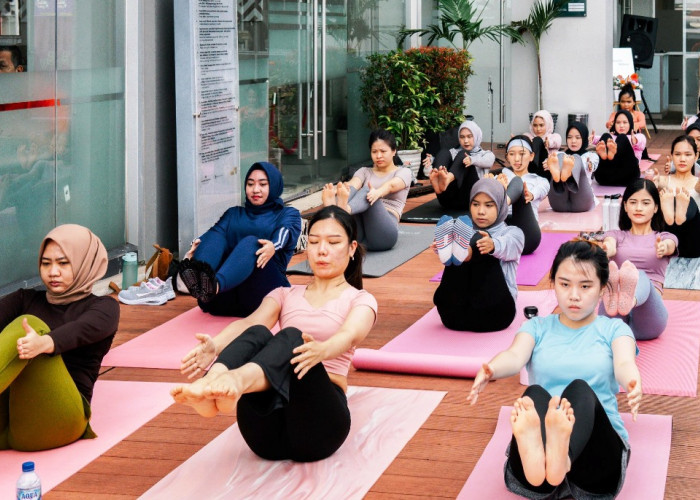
[398,149,422,177]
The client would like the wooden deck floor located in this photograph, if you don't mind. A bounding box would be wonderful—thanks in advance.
[48,130,700,499]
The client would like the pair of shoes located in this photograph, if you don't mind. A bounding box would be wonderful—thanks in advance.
[118,277,175,305]
[178,259,218,303]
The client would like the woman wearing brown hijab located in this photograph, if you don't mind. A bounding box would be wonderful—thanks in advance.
[0,224,120,451]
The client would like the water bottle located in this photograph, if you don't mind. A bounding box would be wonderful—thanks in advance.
[16,461,41,500]
[121,252,138,289]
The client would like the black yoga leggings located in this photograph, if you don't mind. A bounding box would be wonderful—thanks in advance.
[491,169,541,255]
[528,136,551,180]
[435,149,480,210]
[215,325,351,462]
[593,133,640,187]
[433,237,516,332]
[507,380,626,497]
[667,197,700,258]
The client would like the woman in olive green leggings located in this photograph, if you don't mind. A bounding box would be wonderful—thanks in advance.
[0,224,119,451]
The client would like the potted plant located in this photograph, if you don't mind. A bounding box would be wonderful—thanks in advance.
[359,50,439,175]
[396,0,523,50]
[511,0,565,112]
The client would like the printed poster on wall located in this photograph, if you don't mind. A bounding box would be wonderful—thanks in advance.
[192,0,240,236]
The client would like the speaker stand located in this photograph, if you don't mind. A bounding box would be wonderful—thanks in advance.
[638,88,658,134]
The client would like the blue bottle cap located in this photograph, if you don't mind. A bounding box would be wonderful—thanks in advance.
[21,461,35,472]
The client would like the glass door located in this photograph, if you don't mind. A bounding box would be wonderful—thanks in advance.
[268,0,347,199]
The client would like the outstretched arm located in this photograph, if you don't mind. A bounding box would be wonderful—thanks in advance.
[291,304,376,379]
[467,332,535,404]
[612,335,642,420]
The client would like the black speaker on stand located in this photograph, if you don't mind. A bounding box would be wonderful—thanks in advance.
[619,14,659,133]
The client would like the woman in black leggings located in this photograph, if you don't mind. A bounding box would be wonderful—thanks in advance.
[468,241,642,498]
[593,110,645,187]
[172,206,377,462]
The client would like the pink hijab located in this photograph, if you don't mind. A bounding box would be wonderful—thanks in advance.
[39,224,108,305]
[529,110,555,137]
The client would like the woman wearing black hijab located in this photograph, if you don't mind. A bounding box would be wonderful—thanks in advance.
[544,121,596,212]
[592,110,646,187]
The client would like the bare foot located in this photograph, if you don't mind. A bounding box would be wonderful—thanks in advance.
[547,154,561,183]
[171,377,219,417]
[429,168,443,194]
[596,140,608,160]
[676,187,691,225]
[659,188,676,226]
[206,370,245,414]
[544,396,575,486]
[561,155,575,183]
[335,181,351,213]
[437,166,452,192]
[511,396,546,487]
[496,173,509,191]
[607,138,617,160]
[321,183,337,207]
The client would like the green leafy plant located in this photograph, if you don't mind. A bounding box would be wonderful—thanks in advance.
[511,0,566,110]
[396,0,523,50]
[359,50,439,150]
[403,47,473,134]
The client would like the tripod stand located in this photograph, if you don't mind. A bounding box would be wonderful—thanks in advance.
[639,87,658,134]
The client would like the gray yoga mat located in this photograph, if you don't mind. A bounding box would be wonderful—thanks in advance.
[664,257,700,290]
[287,224,434,278]
[400,198,467,223]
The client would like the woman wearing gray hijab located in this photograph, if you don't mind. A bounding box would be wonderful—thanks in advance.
[432,178,524,332]
[428,120,496,210]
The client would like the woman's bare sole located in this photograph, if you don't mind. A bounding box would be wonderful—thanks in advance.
[544,396,575,486]
[511,396,546,487]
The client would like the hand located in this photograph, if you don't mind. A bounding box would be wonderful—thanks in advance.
[180,333,217,379]
[429,241,439,255]
[185,238,201,260]
[463,155,472,167]
[291,333,326,379]
[631,133,638,145]
[589,129,595,144]
[475,230,494,254]
[256,239,275,268]
[601,241,613,258]
[626,379,642,421]
[467,363,494,405]
[422,154,433,168]
[523,181,533,203]
[17,318,53,359]
[664,155,671,175]
[366,181,381,205]
[682,116,688,129]
[544,137,549,149]
[587,159,593,172]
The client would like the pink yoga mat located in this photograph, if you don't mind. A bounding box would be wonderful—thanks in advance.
[538,197,603,232]
[140,386,445,499]
[591,181,626,196]
[520,300,700,397]
[352,290,558,378]
[457,407,671,499]
[102,307,277,370]
[430,232,576,286]
[0,380,175,494]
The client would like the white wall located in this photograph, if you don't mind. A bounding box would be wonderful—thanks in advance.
[508,2,614,139]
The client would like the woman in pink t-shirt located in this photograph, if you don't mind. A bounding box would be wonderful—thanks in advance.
[172,206,377,462]
[600,179,677,340]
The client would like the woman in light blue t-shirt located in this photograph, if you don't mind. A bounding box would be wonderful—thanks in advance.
[467,240,642,499]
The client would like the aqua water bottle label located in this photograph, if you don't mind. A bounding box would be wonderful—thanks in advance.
[17,488,41,500]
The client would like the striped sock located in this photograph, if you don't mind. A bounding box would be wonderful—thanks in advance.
[452,215,474,264]
[434,216,455,265]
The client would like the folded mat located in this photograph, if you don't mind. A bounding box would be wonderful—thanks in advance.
[140,386,446,499]
[287,224,434,278]
[0,380,175,494]
[520,300,700,397]
[400,198,467,223]
[457,406,671,499]
[538,197,602,232]
[102,307,243,370]
[663,256,700,290]
[352,290,558,378]
[430,232,576,286]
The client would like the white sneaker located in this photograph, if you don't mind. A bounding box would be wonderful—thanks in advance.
[150,277,176,300]
[118,281,169,305]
